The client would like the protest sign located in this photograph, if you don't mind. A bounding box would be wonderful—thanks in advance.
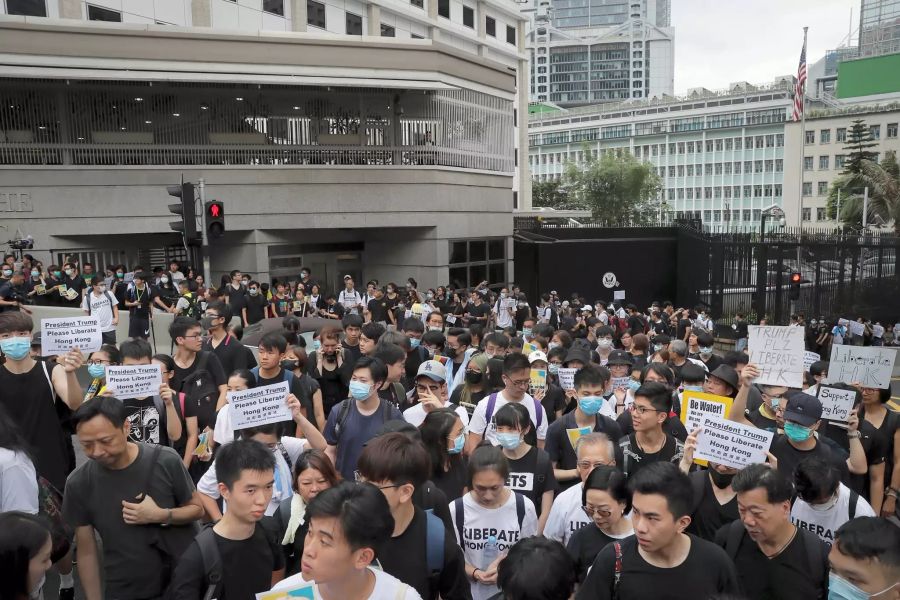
[557,368,577,391]
[529,369,547,394]
[828,345,896,389]
[523,341,539,356]
[105,365,162,398]
[803,351,821,371]
[680,391,733,433]
[695,415,774,469]
[613,290,626,300]
[566,426,593,450]
[816,385,857,423]
[256,581,316,600]
[748,325,805,388]
[501,298,517,312]
[41,316,102,355]
[848,321,865,337]
[229,381,292,430]
[445,315,457,324]
[611,377,631,391]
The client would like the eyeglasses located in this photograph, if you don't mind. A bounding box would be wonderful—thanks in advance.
[87,359,111,366]
[416,384,442,394]
[577,460,611,470]
[181,334,203,340]
[353,472,401,490]
[582,505,613,518]
[631,405,662,415]
[507,378,531,388]
[203,313,221,319]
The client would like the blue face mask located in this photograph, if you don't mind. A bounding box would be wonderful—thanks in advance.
[627,379,641,392]
[784,421,813,442]
[349,381,371,401]
[0,336,31,361]
[578,396,604,416]
[313,339,321,352]
[409,337,421,349]
[448,433,465,455]
[88,364,106,379]
[699,346,713,355]
[495,432,522,451]
[683,384,704,393]
[827,571,893,600]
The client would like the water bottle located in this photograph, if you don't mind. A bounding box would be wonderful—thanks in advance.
[482,535,499,570]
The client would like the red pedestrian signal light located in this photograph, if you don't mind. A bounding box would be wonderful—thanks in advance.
[205,200,225,239]
[790,272,802,283]
[209,203,221,218]
[789,272,801,300]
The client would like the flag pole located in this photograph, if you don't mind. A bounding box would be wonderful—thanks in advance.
[796,26,808,264]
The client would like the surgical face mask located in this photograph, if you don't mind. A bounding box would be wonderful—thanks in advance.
[445,346,457,360]
[709,469,735,489]
[0,336,31,360]
[465,370,483,385]
[548,363,560,375]
[699,346,713,356]
[769,396,782,411]
[448,433,465,455]
[409,337,421,349]
[627,379,641,392]
[578,395,604,416]
[88,364,106,379]
[52,270,61,278]
[349,381,372,401]
[249,288,259,296]
[30,270,39,277]
[313,339,321,352]
[495,432,522,451]
[548,342,560,351]
[810,492,840,512]
[500,292,508,299]
[683,384,704,393]
[280,360,298,371]
[653,344,663,353]
[426,292,434,300]
[428,326,442,332]
[597,339,613,350]
[160,276,169,284]
[116,272,125,278]
[784,421,813,443]
[64,269,73,276]
[827,571,896,600]
[1,268,11,277]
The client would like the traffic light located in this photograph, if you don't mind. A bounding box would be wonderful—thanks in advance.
[205,200,225,239]
[789,272,801,300]
[167,182,199,246]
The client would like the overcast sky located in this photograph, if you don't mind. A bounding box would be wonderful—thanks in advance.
[672,0,859,94]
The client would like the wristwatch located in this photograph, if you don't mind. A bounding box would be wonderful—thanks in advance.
[161,508,173,527]
[885,487,899,499]
[847,431,862,439]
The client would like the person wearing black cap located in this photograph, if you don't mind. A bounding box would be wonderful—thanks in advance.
[606,350,634,415]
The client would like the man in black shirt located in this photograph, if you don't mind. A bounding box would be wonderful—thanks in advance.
[60,261,86,307]
[357,433,471,600]
[201,301,256,376]
[252,332,313,436]
[678,429,738,542]
[223,269,248,316]
[615,382,684,478]
[242,280,268,327]
[119,338,182,447]
[366,286,390,325]
[715,464,829,600]
[125,271,156,339]
[171,439,285,598]
[464,291,490,328]
[342,314,363,368]
[577,463,739,600]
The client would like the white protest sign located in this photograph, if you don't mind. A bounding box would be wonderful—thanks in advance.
[613,290,626,300]
[816,386,857,423]
[105,365,163,398]
[611,377,631,390]
[696,415,774,469]
[828,345,896,389]
[229,381,292,430]
[40,317,103,356]
[848,321,865,337]
[803,351,821,371]
[748,325,805,388]
[501,298,516,312]
[557,368,577,391]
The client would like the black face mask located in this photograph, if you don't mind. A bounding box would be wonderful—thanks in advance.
[324,352,337,362]
[464,371,483,385]
[445,347,458,360]
[709,469,735,489]
[280,360,298,371]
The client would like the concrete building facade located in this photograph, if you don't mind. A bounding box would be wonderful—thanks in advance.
[0,0,529,291]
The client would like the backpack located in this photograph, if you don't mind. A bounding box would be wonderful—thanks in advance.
[332,397,394,439]
[452,492,526,548]
[483,393,544,447]
[614,316,629,337]
[177,352,219,418]
[423,509,446,592]
[179,292,201,320]
[194,524,223,600]
[85,290,117,316]
[250,366,295,388]
[722,520,827,590]
[610,536,635,599]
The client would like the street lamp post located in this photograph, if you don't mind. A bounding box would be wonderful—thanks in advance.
[756,205,786,321]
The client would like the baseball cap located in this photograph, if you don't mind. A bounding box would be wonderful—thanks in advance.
[607,350,634,366]
[343,274,352,281]
[528,351,548,364]
[783,392,823,427]
[416,359,448,382]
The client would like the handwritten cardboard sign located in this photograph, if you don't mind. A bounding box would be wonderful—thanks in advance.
[557,368,577,391]
[816,386,857,423]
[229,381,292,430]
[803,351,820,371]
[41,317,102,355]
[105,365,162,398]
[748,325,805,388]
[696,415,774,469]
[828,345,896,389]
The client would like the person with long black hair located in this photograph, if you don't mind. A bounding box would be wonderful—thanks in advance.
[0,511,53,600]
[0,403,38,514]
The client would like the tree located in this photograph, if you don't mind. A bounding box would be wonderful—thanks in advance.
[827,151,900,232]
[531,178,583,210]
[841,119,878,175]
[563,148,663,226]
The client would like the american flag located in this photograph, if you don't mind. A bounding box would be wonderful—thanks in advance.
[791,30,808,122]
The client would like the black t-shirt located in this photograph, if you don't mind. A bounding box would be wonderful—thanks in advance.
[541,384,567,424]
[203,334,253,378]
[171,525,284,600]
[505,446,558,516]
[697,353,724,372]
[243,294,268,324]
[368,297,390,322]
[821,419,886,497]
[615,433,684,479]
[676,318,693,341]
[224,284,248,313]
[466,302,490,326]
[617,411,688,442]
[324,302,345,319]
[567,524,630,583]
[714,525,828,600]
[270,295,291,318]
[342,341,362,369]
[121,397,170,447]
[686,470,738,541]
[433,455,468,503]
[576,535,739,600]
[545,412,624,491]
[256,369,307,437]
[172,352,227,432]
[628,314,645,336]
[377,506,470,600]
[770,435,848,482]
[734,320,749,338]
[127,284,157,319]
[747,407,779,432]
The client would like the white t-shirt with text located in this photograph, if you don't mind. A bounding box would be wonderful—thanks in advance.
[81,291,116,332]
[403,402,470,430]
[544,481,591,546]
[790,483,875,546]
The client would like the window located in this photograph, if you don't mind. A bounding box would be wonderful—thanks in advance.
[765,135,774,147]
[805,131,815,144]
[725,138,733,150]
[754,160,763,173]
[438,0,450,18]
[463,6,474,28]
[449,239,506,289]
[686,165,694,176]
[803,156,813,170]
[835,154,846,168]
[817,207,826,221]
[677,165,685,177]
[263,0,284,15]
[507,25,516,44]
[668,166,676,177]
[307,0,325,28]
[686,141,694,153]
[764,184,773,197]
[87,4,121,21]
[735,137,742,150]
[802,208,811,222]
[411,0,424,7]
[486,16,496,37]
[870,125,880,139]
[734,162,742,174]
[380,23,395,37]
[776,133,784,146]
[6,0,47,16]
[764,159,773,172]
[344,11,362,34]
[775,184,782,196]
[820,129,831,143]
[755,136,764,149]
[836,127,847,142]
[775,159,783,172]
[802,182,812,196]
[818,155,829,169]
[888,123,898,138]
[818,181,828,196]
[743,185,751,198]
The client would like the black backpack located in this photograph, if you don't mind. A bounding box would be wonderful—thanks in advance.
[194,524,223,600]
[178,352,219,416]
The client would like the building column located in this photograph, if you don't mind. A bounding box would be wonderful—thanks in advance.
[191,0,211,27]
[367,4,381,36]
[57,0,80,19]
[475,0,487,56]
[290,0,308,32]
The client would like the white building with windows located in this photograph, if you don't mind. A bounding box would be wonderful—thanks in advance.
[0,0,529,290]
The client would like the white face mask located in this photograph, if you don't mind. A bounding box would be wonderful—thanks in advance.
[809,493,840,512]
[160,276,169,284]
